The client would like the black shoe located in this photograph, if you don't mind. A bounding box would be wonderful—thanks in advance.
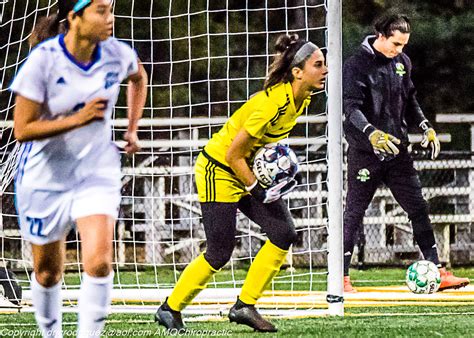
[155,299,185,330]
[228,298,277,332]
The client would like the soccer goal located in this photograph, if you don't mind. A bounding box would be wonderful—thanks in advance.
[0,0,343,317]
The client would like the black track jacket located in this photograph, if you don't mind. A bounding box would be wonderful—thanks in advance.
[343,35,428,153]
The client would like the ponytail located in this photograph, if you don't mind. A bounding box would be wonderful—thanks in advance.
[29,0,82,48]
[29,14,65,48]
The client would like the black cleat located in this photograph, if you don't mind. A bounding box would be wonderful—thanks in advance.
[155,299,185,330]
[228,298,277,332]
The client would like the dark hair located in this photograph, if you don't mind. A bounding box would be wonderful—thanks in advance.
[373,14,411,37]
[29,1,86,47]
[264,34,310,90]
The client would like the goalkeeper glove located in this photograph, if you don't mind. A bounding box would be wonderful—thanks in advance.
[366,127,401,159]
[420,128,440,160]
[246,178,297,204]
[419,120,440,160]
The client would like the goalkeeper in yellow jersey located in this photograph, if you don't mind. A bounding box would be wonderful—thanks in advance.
[155,34,327,332]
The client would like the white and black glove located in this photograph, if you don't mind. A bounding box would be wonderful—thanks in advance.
[420,120,440,160]
[364,124,401,161]
[246,178,297,204]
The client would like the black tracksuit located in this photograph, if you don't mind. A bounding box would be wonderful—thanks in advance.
[343,36,439,275]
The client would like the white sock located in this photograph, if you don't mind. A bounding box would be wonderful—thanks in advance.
[77,271,114,338]
[31,273,63,338]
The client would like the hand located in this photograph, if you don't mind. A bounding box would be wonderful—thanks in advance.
[124,130,141,154]
[368,129,401,156]
[420,128,440,160]
[73,98,108,126]
[247,178,297,204]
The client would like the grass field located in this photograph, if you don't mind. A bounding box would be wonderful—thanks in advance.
[1,267,473,337]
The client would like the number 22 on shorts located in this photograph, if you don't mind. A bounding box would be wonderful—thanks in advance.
[26,216,46,237]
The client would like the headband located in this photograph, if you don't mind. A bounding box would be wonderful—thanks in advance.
[73,0,93,13]
[290,42,318,67]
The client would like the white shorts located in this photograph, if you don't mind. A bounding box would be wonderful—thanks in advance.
[15,174,121,245]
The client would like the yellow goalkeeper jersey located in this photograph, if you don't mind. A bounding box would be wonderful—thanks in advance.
[204,81,311,166]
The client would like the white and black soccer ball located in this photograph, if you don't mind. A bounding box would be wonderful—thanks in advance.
[406,260,441,294]
[252,144,298,187]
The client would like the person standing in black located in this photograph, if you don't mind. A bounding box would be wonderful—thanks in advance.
[342,14,469,293]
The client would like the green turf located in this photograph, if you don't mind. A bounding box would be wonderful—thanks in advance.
[1,306,474,337]
[1,267,473,337]
[17,265,473,291]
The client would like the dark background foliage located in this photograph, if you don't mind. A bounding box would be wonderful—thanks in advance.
[343,0,473,150]
[1,0,472,148]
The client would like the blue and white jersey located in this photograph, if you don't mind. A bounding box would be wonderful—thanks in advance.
[10,34,138,190]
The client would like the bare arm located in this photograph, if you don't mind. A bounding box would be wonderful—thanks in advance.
[123,59,148,154]
[225,128,259,187]
[14,95,107,142]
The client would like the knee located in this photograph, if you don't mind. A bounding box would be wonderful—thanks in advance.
[35,268,62,288]
[408,206,430,225]
[84,259,112,278]
[204,246,233,270]
[269,227,298,251]
[285,228,298,248]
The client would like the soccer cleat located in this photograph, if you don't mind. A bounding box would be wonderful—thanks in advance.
[344,276,358,293]
[438,268,470,291]
[154,299,186,330]
[228,298,277,332]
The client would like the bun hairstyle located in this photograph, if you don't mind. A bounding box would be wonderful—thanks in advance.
[373,14,411,38]
[264,33,318,90]
[29,0,89,47]
[274,33,302,54]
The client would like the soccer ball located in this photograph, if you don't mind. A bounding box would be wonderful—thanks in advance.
[252,144,298,187]
[406,260,441,294]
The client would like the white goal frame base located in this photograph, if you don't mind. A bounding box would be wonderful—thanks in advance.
[19,288,331,316]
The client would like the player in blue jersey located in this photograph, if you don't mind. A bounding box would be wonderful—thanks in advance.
[10,1,147,337]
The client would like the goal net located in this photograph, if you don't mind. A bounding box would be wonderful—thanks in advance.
[0,0,343,317]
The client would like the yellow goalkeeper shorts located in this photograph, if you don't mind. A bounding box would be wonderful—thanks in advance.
[195,151,247,203]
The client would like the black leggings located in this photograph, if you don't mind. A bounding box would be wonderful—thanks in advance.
[343,148,438,275]
[201,195,297,270]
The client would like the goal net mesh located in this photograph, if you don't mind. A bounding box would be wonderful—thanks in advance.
[0,0,334,315]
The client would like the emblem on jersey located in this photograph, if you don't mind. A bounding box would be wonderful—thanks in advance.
[395,63,406,77]
[104,72,119,89]
[56,77,66,84]
[357,168,370,182]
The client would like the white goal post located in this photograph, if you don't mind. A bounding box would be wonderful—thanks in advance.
[0,0,344,317]
[326,0,343,316]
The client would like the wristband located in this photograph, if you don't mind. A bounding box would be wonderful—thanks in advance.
[419,120,433,132]
[245,180,258,192]
[363,124,376,137]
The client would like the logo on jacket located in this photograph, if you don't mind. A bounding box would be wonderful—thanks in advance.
[395,63,406,77]
[104,71,119,89]
[357,168,370,182]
